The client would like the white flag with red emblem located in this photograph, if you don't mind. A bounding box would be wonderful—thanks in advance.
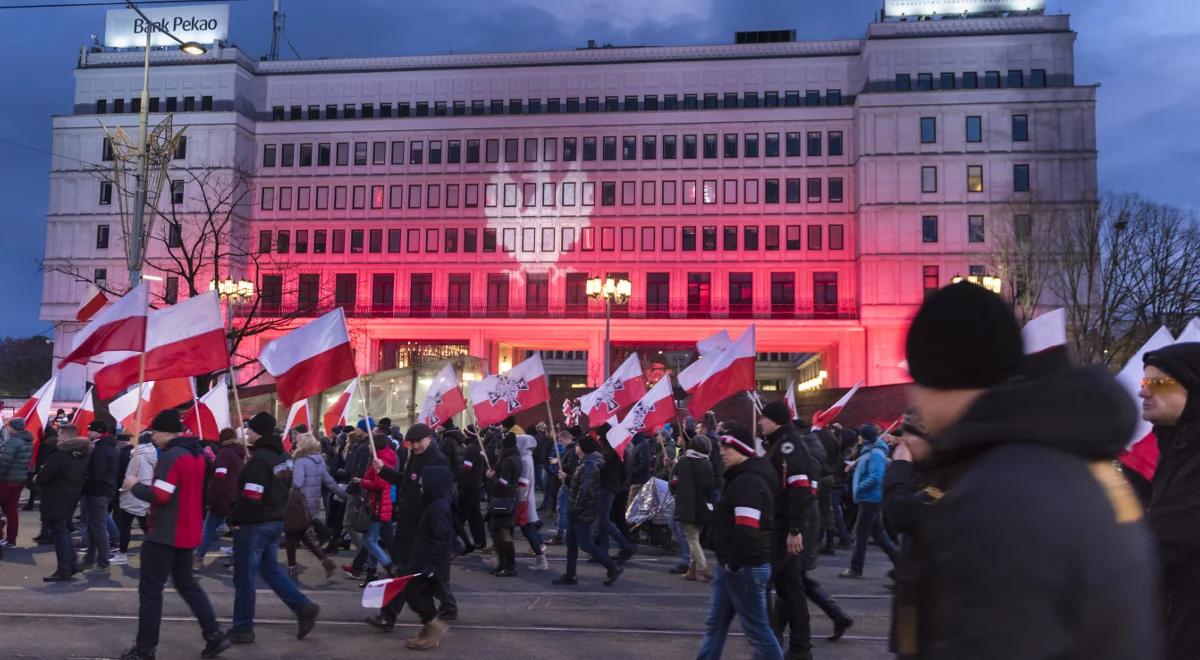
[71,387,97,431]
[259,307,358,407]
[468,354,549,427]
[418,364,467,427]
[686,326,756,418]
[811,381,863,430]
[182,376,231,442]
[15,374,59,468]
[322,378,358,435]
[578,353,647,422]
[59,283,148,369]
[1117,326,1175,480]
[75,284,108,323]
[562,398,581,428]
[784,378,798,421]
[617,374,676,437]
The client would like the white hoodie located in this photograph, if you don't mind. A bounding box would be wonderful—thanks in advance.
[119,442,158,517]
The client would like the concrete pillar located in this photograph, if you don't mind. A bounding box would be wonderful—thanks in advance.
[835,329,868,388]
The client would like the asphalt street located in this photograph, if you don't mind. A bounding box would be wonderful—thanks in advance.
[0,505,895,659]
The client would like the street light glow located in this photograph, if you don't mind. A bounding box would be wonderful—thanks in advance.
[179,42,208,56]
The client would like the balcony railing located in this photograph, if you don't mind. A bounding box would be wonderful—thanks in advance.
[249,301,858,321]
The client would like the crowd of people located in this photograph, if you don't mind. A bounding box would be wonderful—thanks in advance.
[0,282,1198,659]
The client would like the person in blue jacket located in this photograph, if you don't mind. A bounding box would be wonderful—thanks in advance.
[840,424,898,578]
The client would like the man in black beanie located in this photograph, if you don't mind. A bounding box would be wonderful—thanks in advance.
[552,434,622,587]
[894,282,1160,659]
[1141,342,1200,660]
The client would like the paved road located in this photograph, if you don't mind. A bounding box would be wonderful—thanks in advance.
[0,506,895,659]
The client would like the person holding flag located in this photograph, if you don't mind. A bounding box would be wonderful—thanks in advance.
[194,428,245,568]
[551,433,623,587]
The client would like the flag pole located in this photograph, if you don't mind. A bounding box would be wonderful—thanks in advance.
[131,283,151,435]
[466,406,491,471]
[543,398,558,441]
[354,375,378,462]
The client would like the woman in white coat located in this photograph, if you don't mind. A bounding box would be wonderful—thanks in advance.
[113,432,157,565]
[516,434,548,571]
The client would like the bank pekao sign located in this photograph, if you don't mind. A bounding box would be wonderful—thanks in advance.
[883,0,1045,17]
[104,3,228,48]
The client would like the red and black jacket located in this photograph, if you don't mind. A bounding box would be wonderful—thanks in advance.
[131,436,207,549]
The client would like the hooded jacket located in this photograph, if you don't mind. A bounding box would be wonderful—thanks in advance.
[35,436,90,520]
[440,427,467,476]
[229,433,292,526]
[83,434,120,499]
[852,438,890,503]
[407,464,455,581]
[460,437,486,489]
[908,365,1161,660]
[0,429,34,482]
[119,442,158,517]
[670,450,714,524]
[763,422,816,540]
[130,436,208,548]
[205,439,246,517]
[380,442,448,526]
[516,434,539,526]
[1145,342,1200,575]
[709,456,776,571]
[569,451,605,523]
[360,445,399,523]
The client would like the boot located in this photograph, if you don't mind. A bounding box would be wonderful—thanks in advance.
[322,558,338,579]
[827,614,854,642]
[683,565,698,581]
[530,554,549,571]
[820,536,836,556]
[200,631,231,659]
[698,566,713,583]
[405,619,448,650]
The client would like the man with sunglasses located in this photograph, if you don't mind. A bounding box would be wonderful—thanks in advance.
[1141,342,1200,660]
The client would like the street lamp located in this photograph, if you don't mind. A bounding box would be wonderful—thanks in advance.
[210,277,255,388]
[951,273,1004,294]
[124,0,207,285]
[586,276,631,378]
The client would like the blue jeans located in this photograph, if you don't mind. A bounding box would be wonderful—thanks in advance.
[593,488,632,554]
[565,517,615,576]
[671,518,691,566]
[850,502,898,573]
[520,522,544,553]
[696,563,783,660]
[556,485,570,537]
[363,521,392,568]
[195,512,226,560]
[232,521,311,632]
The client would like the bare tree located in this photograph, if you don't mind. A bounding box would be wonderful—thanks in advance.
[989,199,1058,327]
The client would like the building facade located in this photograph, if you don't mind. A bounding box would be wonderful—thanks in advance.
[41,10,1095,402]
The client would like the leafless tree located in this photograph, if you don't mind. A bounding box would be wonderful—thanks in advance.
[989,199,1058,327]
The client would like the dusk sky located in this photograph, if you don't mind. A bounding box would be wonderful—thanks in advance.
[0,0,1194,338]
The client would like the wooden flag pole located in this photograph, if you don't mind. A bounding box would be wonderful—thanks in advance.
[354,376,378,462]
[543,398,558,441]
[131,283,151,435]
[466,406,491,471]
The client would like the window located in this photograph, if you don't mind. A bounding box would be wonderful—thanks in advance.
[351,229,364,253]
[466,140,480,163]
[896,73,912,91]
[483,228,497,252]
[1013,164,1031,192]
[687,273,711,313]
[683,134,697,159]
[1031,69,1047,88]
[703,134,717,159]
[485,139,499,163]
[683,180,698,205]
[662,180,676,205]
[318,143,330,166]
[622,181,636,205]
[260,187,275,210]
[173,136,188,160]
[807,132,822,157]
[771,273,795,315]
[526,274,549,313]
[1014,214,1033,243]
[261,275,282,307]
[464,229,478,252]
[917,73,933,91]
[814,272,838,313]
[336,143,349,166]
[765,179,780,204]
[582,137,597,161]
[262,144,277,167]
[807,225,823,250]
[786,132,801,157]
[602,136,617,161]
[166,97,178,112]
[275,230,290,254]
[448,275,469,315]
[623,136,637,160]
[806,178,822,203]
[410,274,433,315]
[542,227,555,251]
[703,93,718,109]
[562,138,577,161]
[332,229,345,253]
[324,104,336,119]
[641,226,655,250]
[313,230,327,254]
[99,181,113,205]
[565,273,587,313]
[297,274,319,311]
[806,90,821,106]
[922,166,938,193]
[765,133,780,157]
[829,178,844,203]
[661,226,676,251]
[967,165,984,193]
[923,266,940,299]
[95,223,110,249]
[1012,114,1029,142]
[729,273,753,317]
[504,138,519,163]
[449,140,462,163]
[985,70,1001,89]
[966,116,982,143]
[352,142,367,166]
[386,229,402,253]
[183,96,195,112]
[1007,69,1024,88]
[258,230,272,254]
[371,274,394,312]
[744,133,759,158]
[682,226,697,251]
[786,225,802,250]
[968,215,985,243]
[295,230,308,254]
[723,179,737,204]
[920,117,936,144]
[644,95,659,111]
[765,225,780,251]
[335,274,356,310]
[744,179,759,204]
[486,274,509,313]
[299,143,312,167]
[828,131,843,156]
[646,273,669,315]
[170,180,184,204]
[939,72,956,90]
[764,91,779,108]
[368,228,383,253]
[164,277,179,305]
[829,224,844,250]
[702,180,717,204]
[963,71,979,89]
[724,133,738,158]
[410,141,424,165]
[723,226,738,251]
[702,226,717,251]
[744,226,759,250]
[922,215,939,243]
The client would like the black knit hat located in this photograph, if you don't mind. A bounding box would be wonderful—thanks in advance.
[762,400,792,426]
[905,282,1023,389]
[578,435,600,454]
[87,419,110,434]
[248,411,276,437]
[502,431,517,449]
[405,423,433,443]
[720,427,755,457]
[150,409,184,434]
[1144,343,1200,393]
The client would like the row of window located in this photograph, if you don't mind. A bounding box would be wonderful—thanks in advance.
[98,179,185,205]
[258,176,846,212]
[260,131,845,169]
[94,96,214,115]
[267,89,846,122]
[257,223,847,257]
[920,114,1029,144]
[261,269,843,313]
[102,136,188,162]
[919,164,1032,194]
[895,69,1048,92]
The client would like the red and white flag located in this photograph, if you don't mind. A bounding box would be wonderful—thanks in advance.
[811,381,863,430]
[362,574,420,609]
[322,378,358,435]
[784,378,798,421]
[1021,308,1067,355]
[72,387,97,431]
[686,326,756,418]
[678,330,732,393]
[697,330,732,356]
[59,282,148,369]
[562,398,581,428]
[418,364,467,427]
[1117,326,1175,480]
[182,376,231,442]
[578,352,647,422]
[603,415,632,459]
[109,383,150,435]
[91,293,228,398]
[75,284,108,323]
[468,354,549,427]
[285,399,310,433]
[618,374,676,436]
[15,374,58,468]
[259,308,358,407]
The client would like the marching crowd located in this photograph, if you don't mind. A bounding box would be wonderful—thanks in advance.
[0,281,1197,660]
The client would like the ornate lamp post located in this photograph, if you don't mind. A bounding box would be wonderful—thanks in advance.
[586,275,631,379]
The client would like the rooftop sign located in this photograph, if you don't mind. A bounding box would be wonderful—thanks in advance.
[883,0,1045,17]
[104,3,228,48]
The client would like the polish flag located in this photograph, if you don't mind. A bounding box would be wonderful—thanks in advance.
[811,381,863,430]
[259,308,358,407]
[143,377,194,415]
[678,330,733,392]
[1021,308,1071,376]
[697,330,732,356]
[686,326,756,418]
[418,364,467,427]
[182,377,231,442]
[1117,326,1176,480]
[322,378,358,435]
[75,284,108,323]
[109,383,150,435]
[734,506,762,529]
[468,354,549,427]
[71,387,97,431]
[362,574,421,609]
[15,374,59,468]
[91,293,228,398]
[618,374,676,436]
[784,378,798,421]
[603,415,632,460]
[285,399,310,433]
[59,283,148,369]
[578,352,647,422]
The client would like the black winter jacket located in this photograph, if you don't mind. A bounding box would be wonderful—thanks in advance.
[83,434,120,499]
[460,440,486,489]
[228,434,291,525]
[569,451,605,523]
[36,437,90,519]
[709,456,775,571]
[670,453,714,524]
[598,441,623,493]
[763,423,816,543]
[407,465,454,581]
[380,444,448,526]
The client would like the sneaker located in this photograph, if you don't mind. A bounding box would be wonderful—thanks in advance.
[604,565,624,587]
[616,546,637,563]
[225,629,255,644]
[119,646,155,660]
[200,631,231,659]
[543,536,563,546]
[529,554,549,572]
[838,569,863,579]
[491,568,517,578]
[219,546,233,556]
[110,552,129,565]
[551,573,577,586]
[297,602,320,640]
[342,564,363,579]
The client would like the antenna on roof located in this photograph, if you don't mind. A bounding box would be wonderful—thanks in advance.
[268,0,285,61]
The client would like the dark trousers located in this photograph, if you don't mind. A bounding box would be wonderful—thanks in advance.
[284,527,328,566]
[325,496,345,545]
[0,481,23,543]
[611,486,630,539]
[803,572,849,624]
[457,486,486,547]
[771,552,812,657]
[81,494,112,566]
[135,540,219,653]
[114,508,147,553]
[1166,562,1200,660]
[404,576,441,624]
[566,516,615,576]
[850,502,898,573]
[546,472,561,512]
[45,516,74,574]
[593,488,633,555]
